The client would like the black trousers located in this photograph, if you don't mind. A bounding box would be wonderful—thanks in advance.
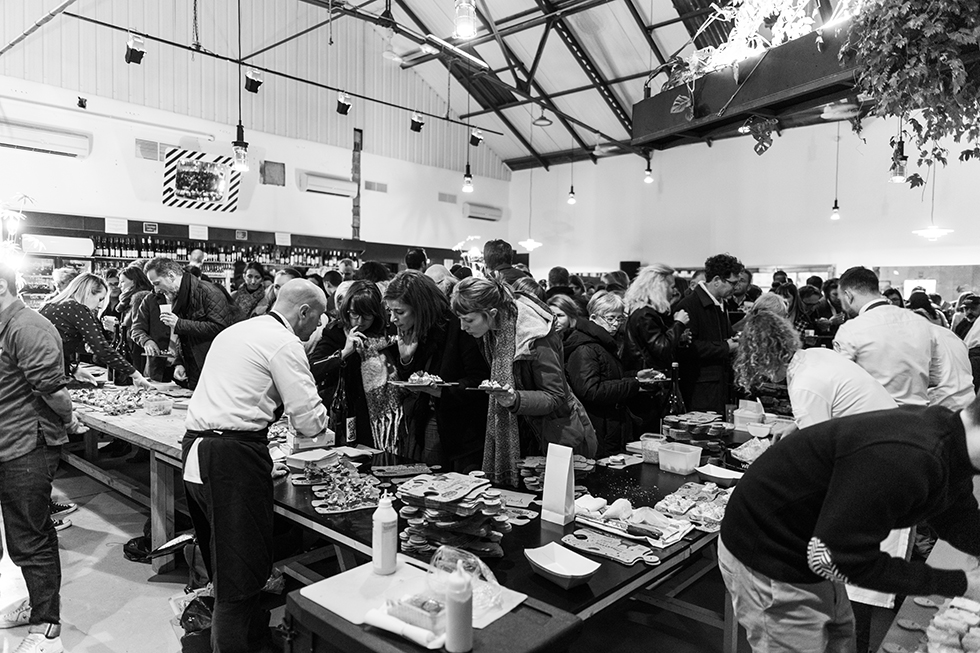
[182,433,273,653]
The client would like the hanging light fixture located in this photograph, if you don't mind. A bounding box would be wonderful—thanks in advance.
[125,33,146,64]
[336,91,352,115]
[410,111,425,132]
[454,0,478,39]
[888,116,908,183]
[231,1,249,173]
[567,186,576,205]
[912,167,953,241]
[462,163,474,193]
[519,116,543,252]
[567,158,576,205]
[532,107,552,127]
[643,153,654,184]
[244,68,263,93]
[830,122,841,220]
[469,129,483,147]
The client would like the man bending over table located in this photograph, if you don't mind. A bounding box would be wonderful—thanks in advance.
[719,396,980,653]
[183,279,329,653]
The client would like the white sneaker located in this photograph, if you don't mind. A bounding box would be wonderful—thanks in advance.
[0,599,31,628]
[13,633,63,653]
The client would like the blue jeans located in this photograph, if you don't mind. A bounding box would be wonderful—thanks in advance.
[0,436,62,626]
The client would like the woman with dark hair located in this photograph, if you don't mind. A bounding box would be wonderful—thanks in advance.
[111,266,154,379]
[41,273,152,389]
[451,277,596,486]
[309,281,400,451]
[384,271,489,470]
[546,294,582,338]
[775,282,815,335]
[908,291,948,327]
[355,261,392,285]
[512,276,545,301]
[232,262,267,317]
[883,287,905,308]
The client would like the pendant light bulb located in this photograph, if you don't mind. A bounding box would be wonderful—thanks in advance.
[644,166,654,184]
[232,122,249,172]
[567,186,576,205]
[830,199,840,221]
[461,163,474,193]
[454,0,477,39]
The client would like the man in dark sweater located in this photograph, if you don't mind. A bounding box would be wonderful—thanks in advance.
[720,400,980,653]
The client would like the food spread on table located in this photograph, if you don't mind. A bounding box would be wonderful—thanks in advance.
[924,596,980,652]
[654,482,732,533]
[70,388,152,415]
[730,437,771,466]
[574,496,694,548]
[304,460,382,513]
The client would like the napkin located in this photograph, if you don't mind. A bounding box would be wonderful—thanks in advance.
[363,608,447,649]
[333,446,375,459]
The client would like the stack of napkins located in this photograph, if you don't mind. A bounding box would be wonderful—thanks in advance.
[286,448,339,470]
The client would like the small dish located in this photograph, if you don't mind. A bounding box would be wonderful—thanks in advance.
[524,542,600,589]
[746,422,772,438]
[695,463,743,488]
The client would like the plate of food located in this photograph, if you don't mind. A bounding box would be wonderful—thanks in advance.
[390,372,459,388]
[466,380,512,393]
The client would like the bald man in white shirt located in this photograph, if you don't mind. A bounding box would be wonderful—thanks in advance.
[182,279,328,653]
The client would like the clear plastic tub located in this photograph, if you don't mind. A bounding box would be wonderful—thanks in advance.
[144,395,174,416]
[658,443,702,475]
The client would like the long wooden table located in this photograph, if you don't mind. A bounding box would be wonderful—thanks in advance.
[70,407,736,651]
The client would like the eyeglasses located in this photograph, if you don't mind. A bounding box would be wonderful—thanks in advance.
[348,311,367,321]
[722,277,740,286]
[597,314,626,325]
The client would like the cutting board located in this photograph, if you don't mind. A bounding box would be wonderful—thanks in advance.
[397,473,490,504]
[561,529,661,566]
[300,557,428,625]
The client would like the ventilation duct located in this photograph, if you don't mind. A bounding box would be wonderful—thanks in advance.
[299,172,358,198]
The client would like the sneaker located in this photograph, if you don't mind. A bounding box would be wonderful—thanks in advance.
[13,634,63,653]
[0,599,31,628]
[49,501,76,520]
[52,519,71,532]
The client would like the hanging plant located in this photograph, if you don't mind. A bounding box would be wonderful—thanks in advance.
[841,0,980,182]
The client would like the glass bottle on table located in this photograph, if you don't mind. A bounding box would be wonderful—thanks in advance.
[662,361,687,436]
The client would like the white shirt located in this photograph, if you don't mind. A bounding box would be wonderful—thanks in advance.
[787,348,897,429]
[928,324,977,411]
[186,314,328,436]
[833,300,934,406]
[965,316,980,349]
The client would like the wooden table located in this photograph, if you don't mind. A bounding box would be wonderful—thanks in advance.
[70,408,186,573]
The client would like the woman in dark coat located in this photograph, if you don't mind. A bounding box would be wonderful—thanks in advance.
[232,261,268,318]
[383,271,490,471]
[111,266,154,381]
[565,291,658,458]
[451,277,596,487]
[623,264,691,432]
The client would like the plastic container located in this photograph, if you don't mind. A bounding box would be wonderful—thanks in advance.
[658,442,703,475]
[746,422,772,438]
[372,494,397,575]
[640,433,666,464]
[144,396,174,416]
[445,560,473,653]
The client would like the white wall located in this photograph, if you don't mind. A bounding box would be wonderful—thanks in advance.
[0,75,512,250]
[509,118,980,276]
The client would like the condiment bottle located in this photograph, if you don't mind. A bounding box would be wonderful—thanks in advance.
[372,493,397,575]
[445,560,473,653]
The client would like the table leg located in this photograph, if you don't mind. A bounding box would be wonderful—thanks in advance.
[334,545,359,572]
[723,587,737,653]
[84,429,99,460]
[150,451,176,574]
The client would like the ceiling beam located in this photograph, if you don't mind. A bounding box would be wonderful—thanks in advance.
[476,0,524,90]
[461,69,650,119]
[524,19,553,93]
[472,6,595,158]
[392,0,550,169]
[535,0,633,134]
[399,0,617,69]
[622,0,666,66]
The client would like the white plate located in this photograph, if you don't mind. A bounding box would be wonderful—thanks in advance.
[694,464,743,479]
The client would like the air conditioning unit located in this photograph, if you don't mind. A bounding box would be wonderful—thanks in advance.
[299,172,358,198]
[463,202,502,222]
[0,120,91,158]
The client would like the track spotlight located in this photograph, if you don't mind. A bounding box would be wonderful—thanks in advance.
[244,69,263,93]
[462,163,474,193]
[469,129,483,147]
[125,33,146,65]
[410,111,425,133]
[337,92,352,116]
[77,97,88,109]
[232,122,249,173]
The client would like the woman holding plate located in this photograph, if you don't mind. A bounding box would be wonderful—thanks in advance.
[383,270,489,470]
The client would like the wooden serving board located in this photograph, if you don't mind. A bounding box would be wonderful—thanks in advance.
[561,529,661,566]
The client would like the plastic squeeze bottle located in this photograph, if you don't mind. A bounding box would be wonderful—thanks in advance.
[372,493,397,575]
[445,560,473,652]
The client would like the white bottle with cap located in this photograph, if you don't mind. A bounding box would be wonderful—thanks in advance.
[372,493,397,575]
[445,560,473,652]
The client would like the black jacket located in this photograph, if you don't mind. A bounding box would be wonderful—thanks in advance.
[171,274,241,387]
[564,320,640,458]
[390,315,490,466]
[674,284,733,413]
[624,306,687,372]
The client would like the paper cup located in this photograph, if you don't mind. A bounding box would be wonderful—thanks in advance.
[159,305,173,314]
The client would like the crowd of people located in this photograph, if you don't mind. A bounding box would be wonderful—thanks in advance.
[5,239,980,653]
